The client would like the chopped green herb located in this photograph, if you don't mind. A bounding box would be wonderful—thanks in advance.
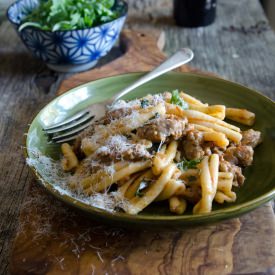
[19,0,119,32]
[140,99,150,109]
[177,158,201,172]
[135,181,148,197]
[170,89,189,110]
[154,112,160,119]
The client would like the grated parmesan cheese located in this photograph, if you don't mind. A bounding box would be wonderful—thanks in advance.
[108,99,140,111]
[95,135,130,155]
[26,149,129,213]
[93,134,151,161]
[108,94,165,111]
[26,97,167,214]
[151,94,165,106]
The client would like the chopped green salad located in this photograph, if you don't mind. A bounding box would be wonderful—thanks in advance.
[19,0,119,32]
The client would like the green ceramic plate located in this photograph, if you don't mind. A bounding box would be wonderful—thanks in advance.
[26,72,275,227]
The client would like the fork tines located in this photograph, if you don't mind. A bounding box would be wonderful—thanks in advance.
[43,110,94,143]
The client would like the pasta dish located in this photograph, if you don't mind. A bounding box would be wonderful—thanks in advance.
[60,90,261,215]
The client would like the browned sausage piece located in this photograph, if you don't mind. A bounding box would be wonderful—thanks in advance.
[241,129,262,148]
[136,117,187,142]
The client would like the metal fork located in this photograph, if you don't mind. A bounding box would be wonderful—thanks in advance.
[43,48,194,143]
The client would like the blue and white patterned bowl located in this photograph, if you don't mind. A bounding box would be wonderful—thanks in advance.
[7,0,127,72]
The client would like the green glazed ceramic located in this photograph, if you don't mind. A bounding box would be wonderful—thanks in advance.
[26,72,275,227]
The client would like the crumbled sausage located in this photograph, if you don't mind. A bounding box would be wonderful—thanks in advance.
[182,130,205,160]
[101,108,133,124]
[74,108,133,152]
[96,143,152,161]
[219,157,245,186]
[136,116,187,142]
[241,129,262,148]
[182,185,201,204]
[93,135,152,162]
[202,142,214,156]
[224,145,254,166]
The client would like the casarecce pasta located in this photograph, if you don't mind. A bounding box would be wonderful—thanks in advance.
[60,90,262,215]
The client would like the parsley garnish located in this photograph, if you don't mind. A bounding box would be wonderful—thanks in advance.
[177,158,201,171]
[135,181,148,197]
[154,112,160,119]
[19,0,119,32]
[140,99,150,109]
[170,90,189,110]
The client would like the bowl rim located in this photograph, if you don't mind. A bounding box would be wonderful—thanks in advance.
[6,0,128,33]
[25,71,275,225]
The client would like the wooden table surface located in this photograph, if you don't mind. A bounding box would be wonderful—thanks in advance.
[0,0,275,274]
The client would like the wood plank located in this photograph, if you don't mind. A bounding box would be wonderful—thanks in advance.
[232,204,275,273]
[9,29,275,274]
[0,20,65,275]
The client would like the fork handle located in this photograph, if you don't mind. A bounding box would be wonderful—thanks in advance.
[112,48,194,102]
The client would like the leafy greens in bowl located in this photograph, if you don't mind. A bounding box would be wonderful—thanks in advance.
[19,0,120,32]
[7,0,127,72]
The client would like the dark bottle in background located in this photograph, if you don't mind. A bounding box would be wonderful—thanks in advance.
[173,0,217,27]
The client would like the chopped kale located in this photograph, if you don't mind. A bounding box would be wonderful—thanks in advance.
[154,112,160,119]
[177,158,201,171]
[140,99,150,109]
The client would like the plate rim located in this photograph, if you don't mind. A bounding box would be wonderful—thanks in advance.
[25,71,275,225]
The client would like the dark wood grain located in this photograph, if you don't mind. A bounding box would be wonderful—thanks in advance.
[1,0,275,273]
[0,21,65,275]
[9,29,275,275]
[0,22,124,275]
[9,185,242,275]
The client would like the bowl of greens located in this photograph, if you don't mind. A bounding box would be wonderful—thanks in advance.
[7,0,128,72]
